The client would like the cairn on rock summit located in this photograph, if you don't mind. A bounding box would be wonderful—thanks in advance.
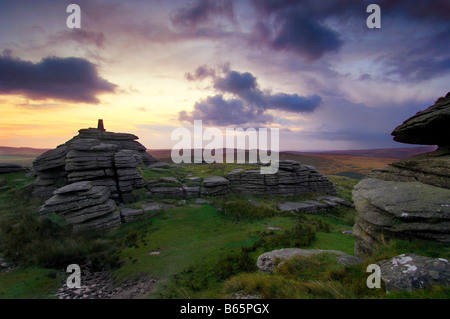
[352,93,450,257]
[35,120,158,232]
[33,120,158,201]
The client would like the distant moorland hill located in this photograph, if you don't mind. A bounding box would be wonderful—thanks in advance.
[0,145,437,177]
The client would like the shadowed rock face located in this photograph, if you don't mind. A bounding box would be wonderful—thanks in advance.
[391,93,450,147]
[353,94,450,257]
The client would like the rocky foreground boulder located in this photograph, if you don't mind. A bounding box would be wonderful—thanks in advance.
[392,92,450,147]
[352,94,450,257]
[379,254,450,293]
[227,160,337,196]
[39,181,120,233]
[32,120,158,202]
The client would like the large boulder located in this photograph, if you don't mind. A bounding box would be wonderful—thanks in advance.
[379,254,450,293]
[352,178,450,257]
[39,181,121,233]
[392,93,450,147]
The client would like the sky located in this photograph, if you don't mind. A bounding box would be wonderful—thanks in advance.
[0,0,449,151]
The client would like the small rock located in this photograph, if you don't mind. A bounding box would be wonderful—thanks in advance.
[257,248,363,273]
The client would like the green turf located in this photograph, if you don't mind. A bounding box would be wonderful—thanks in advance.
[110,205,295,288]
[0,267,61,299]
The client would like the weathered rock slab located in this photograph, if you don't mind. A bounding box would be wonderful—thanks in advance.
[379,254,450,293]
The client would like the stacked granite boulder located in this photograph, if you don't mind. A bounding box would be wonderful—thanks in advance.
[32,120,158,202]
[227,160,337,196]
[352,93,450,257]
[39,181,120,233]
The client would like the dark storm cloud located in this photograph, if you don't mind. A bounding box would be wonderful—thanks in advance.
[247,0,450,74]
[251,0,449,22]
[171,0,234,28]
[374,0,450,22]
[179,65,322,125]
[0,52,116,104]
[179,94,272,126]
[271,11,343,60]
[250,9,343,60]
[248,0,356,60]
[213,71,257,94]
[266,93,321,113]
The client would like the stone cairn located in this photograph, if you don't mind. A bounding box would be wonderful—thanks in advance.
[34,120,158,232]
[352,93,450,257]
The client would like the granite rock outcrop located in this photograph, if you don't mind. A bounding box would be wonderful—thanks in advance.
[32,120,158,202]
[352,94,450,257]
[227,160,337,196]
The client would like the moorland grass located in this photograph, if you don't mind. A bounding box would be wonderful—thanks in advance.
[1,166,448,299]
[0,266,63,299]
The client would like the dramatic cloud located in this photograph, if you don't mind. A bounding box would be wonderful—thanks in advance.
[0,52,116,104]
[251,10,343,61]
[248,0,352,60]
[213,71,257,94]
[171,0,235,28]
[266,93,321,113]
[179,95,272,126]
[179,65,322,125]
[248,0,450,76]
